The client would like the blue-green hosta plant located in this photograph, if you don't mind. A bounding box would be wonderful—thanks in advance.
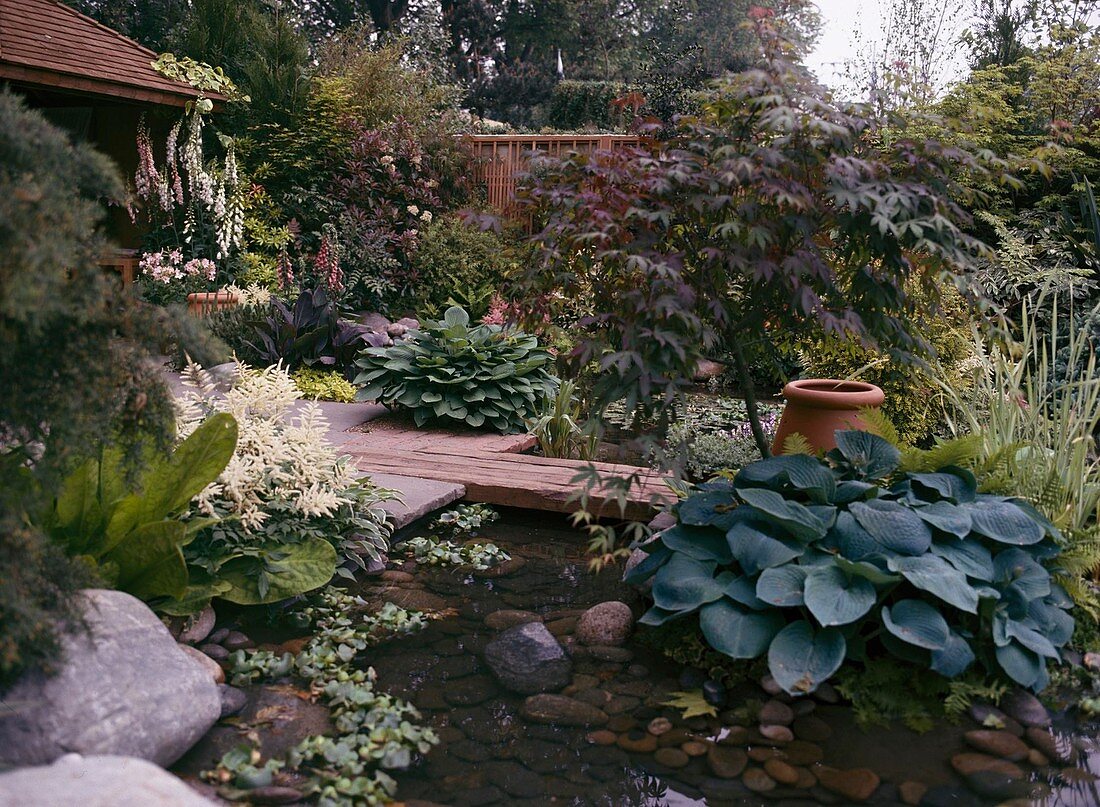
[627,431,1074,695]
[353,306,557,433]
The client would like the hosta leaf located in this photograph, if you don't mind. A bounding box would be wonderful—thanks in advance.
[1027,599,1074,647]
[639,606,689,626]
[623,543,673,584]
[995,641,1048,690]
[908,469,976,504]
[993,548,1051,607]
[849,499,932,555]
[930,630,976,677]
[931,537,993,581]
[727,521,805,575]
[723,575,768,609]
[660,524,733,563]
[881,600,949,650]
[767,620,846,695]
[914,501,972,537]
[652,554,724,611]
[736,487,828,540]
[679,490,738,527]
[829,511,878,560]
[834,556,901,585]
[218,538,337,605]
[733,454,837,503]
[832,430,900,479]
[968,499,1045,545]
[887,555,978,613]
[756,565,808,606]
[804,565,877,626]
[699,599,784,658]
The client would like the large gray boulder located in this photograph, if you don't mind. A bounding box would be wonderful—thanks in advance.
[0,753,217,806]
[483,622,572,694]
[0,589,221,767]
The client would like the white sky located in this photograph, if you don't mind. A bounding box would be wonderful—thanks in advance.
[805,0,970,95]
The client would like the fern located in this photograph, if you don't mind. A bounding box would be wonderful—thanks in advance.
[858,406,902,448]
[899,434,984,474]
[781,432,815,456]
[944,679,1009,719]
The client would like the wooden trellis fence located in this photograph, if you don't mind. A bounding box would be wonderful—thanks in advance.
[465,134,641,212]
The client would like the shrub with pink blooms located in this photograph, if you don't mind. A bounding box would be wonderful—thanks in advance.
[137,248,220,306]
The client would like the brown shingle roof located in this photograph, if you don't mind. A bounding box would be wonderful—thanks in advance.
[0,0,225,107]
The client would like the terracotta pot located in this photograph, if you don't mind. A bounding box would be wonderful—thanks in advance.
[186,291,238,317]
[771,378,885,454]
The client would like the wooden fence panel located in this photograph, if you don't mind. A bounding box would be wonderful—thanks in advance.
[465,134,641,213]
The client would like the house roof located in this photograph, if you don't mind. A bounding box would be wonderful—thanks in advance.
[0,0,225,107]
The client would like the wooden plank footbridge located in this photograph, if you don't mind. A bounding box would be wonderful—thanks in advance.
[342,417,674,521]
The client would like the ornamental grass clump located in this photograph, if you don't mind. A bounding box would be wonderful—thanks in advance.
[354,306,557,433]
[176,362,396,607]
[628,431,1074,695]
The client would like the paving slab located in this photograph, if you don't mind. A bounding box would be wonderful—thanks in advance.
[360,472,466,530]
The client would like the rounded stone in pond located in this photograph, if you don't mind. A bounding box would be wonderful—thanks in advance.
[742,767,776,793]
[1025,726,1078,764]
[1001,690,1051,728]
[444,675,498,706]
[794,767,817,789]
[792,714,832,742]
[791,699,816,716]
[719,726,751,746]
[813,682,839,703]
[450,739,493,762]
[647,717,673,736]
[474,556,527,578]
[706,745,748,779]
[763,758,800,785]
[545,617,578,637]
[586,645,633,663]
[815,766,881,802]
[779,739,824,766]
[658,728,692,748]
[681,740,708,757]
[748,747,783,762]
[217,684,247,718]
[1028,748,1050,767]
[654,747,690,768]
[176,605,216,645]
[484,609,541,631]
[246,785,305,804]
[964,729,1029,761]
[606,714,636,732]
[199,643,229,662]
[381,569,415,583]
[178,643,224,684]
[222,630,254,651]
[969,703,1024,736]
[586,730,617,746]
[575,601,634,647]
[758,723,793,743]
[521,694,608,726]
[760,674,783,696]
[898,780,927,805]
[208,627,229,645]
[617,729,658,753]
[702,680,727,708]
[483,622,572,695]
[759,699,794,726]
[577,689,613,708]
[605,695,639,715]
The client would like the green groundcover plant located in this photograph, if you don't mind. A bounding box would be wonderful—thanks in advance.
[627,431,1074,695]
[354,306,557,433]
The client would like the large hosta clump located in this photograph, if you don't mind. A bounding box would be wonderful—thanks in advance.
[354,306,557,433]
[628,432,1074,694]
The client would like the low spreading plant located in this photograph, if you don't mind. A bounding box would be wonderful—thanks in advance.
[627,431,1074,695]
[354,306,557,433]
[666,397,783,480]
[217,587,437,804]
[429,503,500,536]
[292,368,358,403]
[396,536,509,571]
[176,363,396,608]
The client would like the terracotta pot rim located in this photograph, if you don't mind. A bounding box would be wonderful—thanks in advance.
[782,378,885,410]
[186,291,237,301]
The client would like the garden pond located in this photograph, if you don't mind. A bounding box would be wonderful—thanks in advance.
[176,509,1100,806]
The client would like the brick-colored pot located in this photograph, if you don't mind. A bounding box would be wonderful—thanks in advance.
[771,379,885,454]
[186,291,238,317]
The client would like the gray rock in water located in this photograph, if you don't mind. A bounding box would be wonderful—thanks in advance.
[575,601,635,647]
[175,605,216,645]
[360,312,392,332]
[0,589,221,768]
[484,622,572,694]
[218,685,249,718]
[0,753,218,806]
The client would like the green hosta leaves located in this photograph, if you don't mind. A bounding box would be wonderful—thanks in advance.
[767,621,846,695]
[887,555,979,614]
[968,499,1045,545]
[699,599,785,658]
[930,630,976,678]
[756,565,808,606]
[831,431,900,480]
[908,470,976,504]
[996,642,1048,691]
[679,491,738,528]
[803,566,877,626]
[913,501,972,537]
[849,499,932,555]
[727,521,805,575]
[354,307,555,434]
[652,555,724,611]
[882,600,949,650]
[931,538,993,581]
[736,487,831,540]
[734,455,836,503]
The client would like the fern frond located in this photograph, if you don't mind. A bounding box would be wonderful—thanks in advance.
[781,432,814,456]
[900,434,984,474]
[858,406,902,448]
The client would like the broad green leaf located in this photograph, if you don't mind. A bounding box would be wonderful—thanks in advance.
[968,499,1045,545]
[727,521,805,575]
[218,538,337,604]
[443,306,470,327]
[832,431,900,479]
[623,544,672,584]
[834,556,901,585]
[849,499,932,555]
[652,554,724,611]
[931,537,993,581]
[679,491,738,527]
[887,555,978,613]
[804,565,877,626]
[881,600,949,650]
[756,565,808,606]
[659,524,732,563]
[930,630,976,677]
[105,520,191,600]
[734,454,837,503]
[767,620,846,695]
[908,470,976,504]
[995,641,1047,690]
[914,501,972,537]
[723,574,768,610]
[700,599,784,659]
[736,487,828,540]
[639,606,689,626]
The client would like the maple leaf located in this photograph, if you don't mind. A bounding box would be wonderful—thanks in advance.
[661,690,718,719]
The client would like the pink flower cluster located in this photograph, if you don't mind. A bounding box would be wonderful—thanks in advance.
[314,232,343,294]
[140,249,216,284]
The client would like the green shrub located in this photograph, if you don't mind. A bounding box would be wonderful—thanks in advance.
[354,306,557,433]
[666,397,782,480]
[628,431,1073,695]
[802,288,977,447]
[408,215,516,320]
[546,80,632,130]
[292,368,357,402]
